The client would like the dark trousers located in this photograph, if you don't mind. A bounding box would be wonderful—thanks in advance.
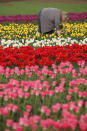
[38,11,41,33]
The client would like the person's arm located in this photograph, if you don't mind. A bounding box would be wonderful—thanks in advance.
[56,26,61,36]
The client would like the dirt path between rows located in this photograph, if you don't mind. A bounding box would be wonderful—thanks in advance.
[0,0,87,4]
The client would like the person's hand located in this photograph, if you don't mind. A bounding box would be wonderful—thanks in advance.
[57,30,61,36]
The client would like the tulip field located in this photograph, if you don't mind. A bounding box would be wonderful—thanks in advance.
[0,11,87,131]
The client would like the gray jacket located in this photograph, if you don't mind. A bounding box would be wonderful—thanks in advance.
[40,8,61,33]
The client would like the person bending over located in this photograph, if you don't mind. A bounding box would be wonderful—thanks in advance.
[36,8,68,36]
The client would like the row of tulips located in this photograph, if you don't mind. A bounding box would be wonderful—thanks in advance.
[0,15,38,23]
[0,12,87,23]
[0,22,87,41]
[0,61,87,131]
[1,38,87,48]
[0,43,87,67]
[68,12,87,21]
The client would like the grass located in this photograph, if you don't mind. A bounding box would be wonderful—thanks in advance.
[0,1,87,16]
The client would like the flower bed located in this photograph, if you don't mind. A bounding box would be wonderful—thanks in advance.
[1,38,87,48]
[68,12,87,21]
[0,15,38,23]
[0,44,86,67]
[0,22,87,49]
[0,61,87,131]
[0,12,87,23]
[0,22,87,43]
[0,13,87,131]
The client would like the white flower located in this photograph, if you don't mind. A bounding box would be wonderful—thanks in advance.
[13,44,19,47]
[0,38,87,48]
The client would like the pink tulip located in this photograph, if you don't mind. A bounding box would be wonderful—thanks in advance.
[68,88,73,94]
[46,109,51,116]
[16,125,23,131]
[62,104,69,110]
[40,119,54,130]
[23,112,30,118]
[6,119,13,127]
[73,87,79,93]
[69,80,77,86]
[79,121,87,131]
[60,120,69,130]
[41,105,48,113]
[53,121,60,130]
[52,81,57,86]
[42,66,49,75]
[51,73,56,78]
[30,123,38,131]
[43,81,50,89]
[60,78,66,84]
[78,60,85,67]
[0,65,5,75]
[82,91,87,98]
[54,69,58,73]
[26,105,32,112]
[30,90,35,95]
[4,88,11,95]
[78,91,83,98]
[55,86,60,93]
[6,72,10,78]
[7,103,14,111]
[18,91,24,98]
[19,117,29,126]
[10,69,15,75]
[66,95,71,101]
[52,105,58,112]
[23,118,29,126]
[69,101,75,110]
[5,67,10,72]
[48,70,53,76]
[52,64,56,69]
[74,106,80,113]
[39,75,44,80]
[24,92,30,99]
[9,79,19,86]
[20,69,25,75]
[35,70,41,76]
[11,93,18,100]
[2,107,8,117]
[13,87,18,92]
[28,72,32,78]
[77,100,84,107]
[48,90,54,96]
[12,122,18,129]
[72,69,77,77]
[4,95,8,101]
[40,92,46,99]
[24,86,29,91]
[31,115,40,123]
[78,73,81,76]
[12,105,18,112]
[0,91,4,97]
[58,61,73,74]
[52,103,61,112]
[59,86,65,92]
[35,90,40,96]
[14,67,20,76]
